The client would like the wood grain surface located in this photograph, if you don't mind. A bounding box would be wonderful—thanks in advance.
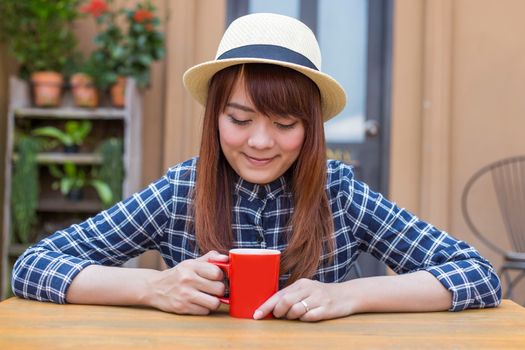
[1,298,524,349]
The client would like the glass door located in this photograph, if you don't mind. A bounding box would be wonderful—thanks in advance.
[227,0,393,277]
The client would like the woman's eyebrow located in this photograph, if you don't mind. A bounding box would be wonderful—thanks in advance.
[226,102,256,113]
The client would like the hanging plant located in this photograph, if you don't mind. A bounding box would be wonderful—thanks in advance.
[11,136,41,244]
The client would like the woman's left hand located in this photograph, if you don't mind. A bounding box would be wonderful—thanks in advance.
[253,278,353,322]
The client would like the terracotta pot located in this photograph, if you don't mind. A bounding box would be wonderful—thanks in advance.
[70,73,98,108]
[31,71,64,107]
[110,76,126,108]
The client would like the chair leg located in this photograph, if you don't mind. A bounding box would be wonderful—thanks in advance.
[507,271,525,305]
[500,267,525,304]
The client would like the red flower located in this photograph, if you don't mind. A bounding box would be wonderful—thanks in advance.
[133,9,154,23]
[80,0,109,18]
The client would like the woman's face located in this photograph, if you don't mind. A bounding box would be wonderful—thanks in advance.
[218,79,305,184]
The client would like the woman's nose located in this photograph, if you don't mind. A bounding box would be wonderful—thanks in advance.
[247,124,275,149]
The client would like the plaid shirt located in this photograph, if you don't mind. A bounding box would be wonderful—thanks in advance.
[12,158,501,311]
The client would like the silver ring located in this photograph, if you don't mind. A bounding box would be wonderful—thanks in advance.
[300,300,310,313]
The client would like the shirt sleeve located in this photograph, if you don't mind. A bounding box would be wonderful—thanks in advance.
[338,164,502,311]
[11,168,177,304]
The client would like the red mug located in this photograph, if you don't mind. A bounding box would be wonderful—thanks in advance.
[210,248,280,319]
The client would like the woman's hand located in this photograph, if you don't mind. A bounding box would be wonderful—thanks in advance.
[253,278,354,322]
[145,251,229,315]
[253,271,453,322]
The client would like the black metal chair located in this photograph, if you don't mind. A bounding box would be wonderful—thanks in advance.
[461,155,525,303]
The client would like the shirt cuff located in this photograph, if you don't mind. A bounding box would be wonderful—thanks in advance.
[424,260,501,312]
[40,254,96,304]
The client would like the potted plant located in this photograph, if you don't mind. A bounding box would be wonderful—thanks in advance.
[48,162,113,207]
[81,0,165,107]
[70,59,99,108]
[0,0,80,107]
[32,120,92,153]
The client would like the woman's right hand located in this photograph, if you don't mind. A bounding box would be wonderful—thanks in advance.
[144,251,228,315]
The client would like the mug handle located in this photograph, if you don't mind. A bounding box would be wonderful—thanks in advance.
[208,260,230,305]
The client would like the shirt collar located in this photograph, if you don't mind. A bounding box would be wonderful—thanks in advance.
[234,174,289,201]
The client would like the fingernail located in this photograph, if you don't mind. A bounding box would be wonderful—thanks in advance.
[253,310,263,320]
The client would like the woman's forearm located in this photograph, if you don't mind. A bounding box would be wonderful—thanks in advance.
[66,252,228,315]
[343,270,453,314]
[66,265,160,306]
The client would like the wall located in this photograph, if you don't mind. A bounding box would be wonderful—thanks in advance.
[390,0,525,301]
[162,0,226,169]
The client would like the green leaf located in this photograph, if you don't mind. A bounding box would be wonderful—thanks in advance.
[111,46,126,60]
[155,47,165,60]
[138,54,152,66]
[60,178,73,195]
[63,162,76,177]
[77,168,87,186]
[77,121,93,141]
[91,180,113,207]
[137,35,147,48]
[48,164,64,178]
[32,127,72,146]
[64,121,80,135]
[65,120,92,145]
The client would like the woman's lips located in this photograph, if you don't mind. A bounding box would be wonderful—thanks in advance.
[244,153,275,166]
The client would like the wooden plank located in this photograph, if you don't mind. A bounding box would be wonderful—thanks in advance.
[12,152,103,165]
[38,198,102,213]
[15,107,126,120]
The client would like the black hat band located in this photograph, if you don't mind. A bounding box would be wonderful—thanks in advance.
[217,44,318,71]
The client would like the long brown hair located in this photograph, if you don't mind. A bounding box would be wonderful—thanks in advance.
[194,64,334,284]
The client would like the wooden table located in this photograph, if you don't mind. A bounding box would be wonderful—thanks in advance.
[1,298,524,349]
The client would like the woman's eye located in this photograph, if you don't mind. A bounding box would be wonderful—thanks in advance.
[274,122,297,130]
[228,115,250,126]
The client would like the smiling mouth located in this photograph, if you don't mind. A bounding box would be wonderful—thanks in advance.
[244,154,275,165]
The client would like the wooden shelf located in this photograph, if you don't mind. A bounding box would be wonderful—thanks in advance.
[15,107,125,120]
[13,152,103,165]
[2,76,143,297]
[38,197,103,213]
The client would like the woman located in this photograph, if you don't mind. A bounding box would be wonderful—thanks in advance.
[12,13,501,322]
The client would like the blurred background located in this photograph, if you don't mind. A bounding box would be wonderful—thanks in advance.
[1,0,524,304]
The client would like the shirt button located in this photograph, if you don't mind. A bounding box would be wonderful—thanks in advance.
[256,235,264,244]
[258,188,266,200]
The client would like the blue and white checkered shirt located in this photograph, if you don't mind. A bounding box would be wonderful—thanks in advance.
[12,158,501,310]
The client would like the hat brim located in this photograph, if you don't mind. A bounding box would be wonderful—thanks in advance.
[183,58,346,122]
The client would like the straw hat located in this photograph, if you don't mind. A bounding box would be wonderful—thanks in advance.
[183,13,347,121]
